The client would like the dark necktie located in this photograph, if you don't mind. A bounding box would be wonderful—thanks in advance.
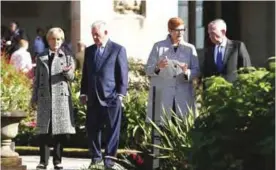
[49,53,55,66]
[95,47,103,64]
[49,53,55,93]
[216,46,223,73]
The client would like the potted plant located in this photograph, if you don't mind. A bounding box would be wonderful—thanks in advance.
[0,58,32,159]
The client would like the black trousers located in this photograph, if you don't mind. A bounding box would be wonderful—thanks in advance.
[171,98,177,124]
[38,121,67,165]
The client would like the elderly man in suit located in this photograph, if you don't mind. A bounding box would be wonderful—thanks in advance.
[31,27,76,170]
[80,20,128,170]
[202,19,251,83]
[145,17,200,122]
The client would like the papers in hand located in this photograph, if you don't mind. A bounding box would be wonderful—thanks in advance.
[159,59,182,78]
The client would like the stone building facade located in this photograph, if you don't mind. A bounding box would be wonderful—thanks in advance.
[1,1,275,66]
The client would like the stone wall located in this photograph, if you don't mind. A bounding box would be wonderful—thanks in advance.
[1,1,71,54]
[76,0,179,62]
[240,1,275,66]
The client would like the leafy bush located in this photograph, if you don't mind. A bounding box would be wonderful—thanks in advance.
[190,66,275,170]
[141,63,275,170]
[1,58,32,113]
[119,58,150,148]
[1,58,36,145]
[144,110,195,170]
[127,58,149,91]
[65,70,88,148]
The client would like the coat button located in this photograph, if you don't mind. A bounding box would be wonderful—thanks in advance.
[60,82,63,85]
[61,93,64,95]
[40,83,43,86]
[41,74,43,76]
[174,65,177,68]
[173,75,176,78]
[61,63,64,65]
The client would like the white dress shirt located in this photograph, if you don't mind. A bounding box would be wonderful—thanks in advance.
[214,38,227,63]
[10,48,33,73]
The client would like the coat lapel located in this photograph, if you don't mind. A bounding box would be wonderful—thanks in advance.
[96,40,112,72]
[209,46,217,69]
[39,52,50,74]
[223,39,234,65]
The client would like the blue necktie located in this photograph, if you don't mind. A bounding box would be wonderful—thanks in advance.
[216,46,223,73]
[95,46,104,65]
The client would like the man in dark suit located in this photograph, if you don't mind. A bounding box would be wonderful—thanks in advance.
[202,19,251,83]
[80,20,128,170]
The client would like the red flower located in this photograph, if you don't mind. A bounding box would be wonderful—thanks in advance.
[129,153,144,165]
[136,155,144,165]
[26,121,37,128]
[131,153,137,160]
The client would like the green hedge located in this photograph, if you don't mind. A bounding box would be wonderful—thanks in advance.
[141,61,275,170]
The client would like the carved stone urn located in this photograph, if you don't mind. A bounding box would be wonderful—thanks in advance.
[1,111,27,170]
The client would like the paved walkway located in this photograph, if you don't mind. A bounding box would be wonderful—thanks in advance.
[21,155,91,170]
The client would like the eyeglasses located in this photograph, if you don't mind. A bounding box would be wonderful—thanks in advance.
[171,28,186,32]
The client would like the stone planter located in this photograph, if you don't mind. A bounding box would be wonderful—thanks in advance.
[1,111,27,170]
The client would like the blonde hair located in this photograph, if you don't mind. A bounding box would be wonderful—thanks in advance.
[46,27,65,41]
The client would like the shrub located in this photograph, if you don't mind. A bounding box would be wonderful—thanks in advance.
[1,58,36,145]
[190,67,275,170]
[1,58,32,113]
[119,58,150,148]
[141,64,275,170]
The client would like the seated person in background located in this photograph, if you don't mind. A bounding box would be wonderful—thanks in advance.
[10,39,33,74]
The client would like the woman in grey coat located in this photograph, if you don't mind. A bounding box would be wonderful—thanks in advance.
[31,27,75,170]
[145,17,200,123]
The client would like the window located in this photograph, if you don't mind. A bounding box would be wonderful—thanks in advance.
[195,0,204,49]
[178,1,189,41]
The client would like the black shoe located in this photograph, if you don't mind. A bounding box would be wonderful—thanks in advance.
[36,163,47,170]
[54,163,63,170]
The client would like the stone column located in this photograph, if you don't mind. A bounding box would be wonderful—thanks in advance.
[71,0,80,53]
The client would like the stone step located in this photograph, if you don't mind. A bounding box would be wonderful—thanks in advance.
[1,165,27,170]
[1,157,22,166]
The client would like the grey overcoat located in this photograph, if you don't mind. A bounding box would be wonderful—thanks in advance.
[31,49,76,135]
[145,36,200,123]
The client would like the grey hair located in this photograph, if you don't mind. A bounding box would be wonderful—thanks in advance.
[46,27,65,41]
[209,19,227,31]
[91,20,108,31]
